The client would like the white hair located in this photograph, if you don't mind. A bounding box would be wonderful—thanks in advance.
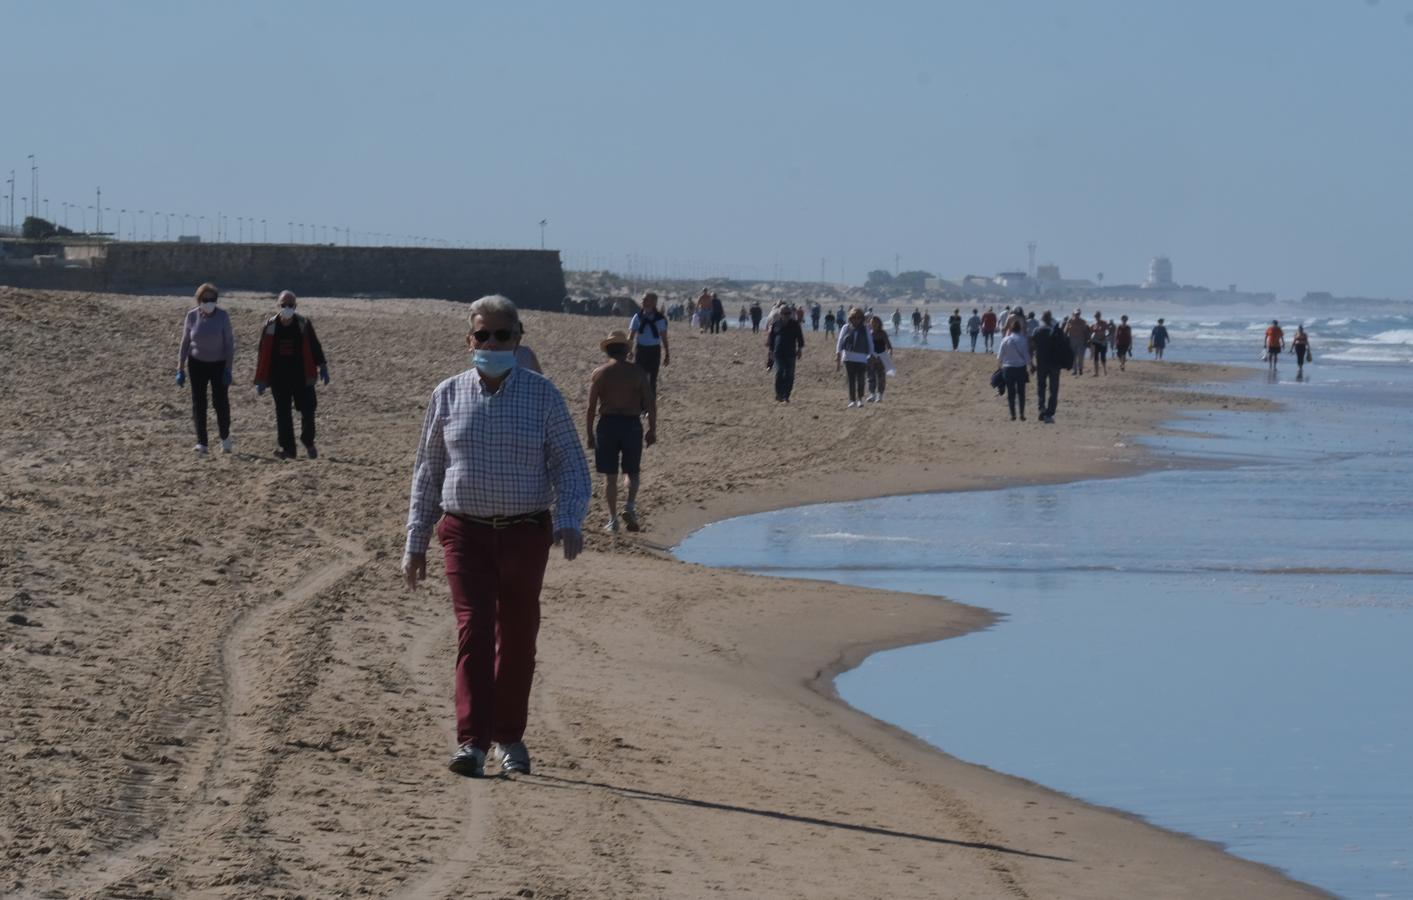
[467,294,520,329]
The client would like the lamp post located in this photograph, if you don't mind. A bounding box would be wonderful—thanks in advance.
[198,215,206,242]
[288,221,293,243]
[261,218,267,243]
[539,218,547,249]
[136,210,145,240]
[165,213,172,240]
[61,201,68,228]
[119,209,127,240]
[27,155,37,220]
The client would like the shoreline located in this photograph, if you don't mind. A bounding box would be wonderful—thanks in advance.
[1,291,1327,899]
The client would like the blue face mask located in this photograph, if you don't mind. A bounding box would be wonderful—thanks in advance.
[471,349,518,378]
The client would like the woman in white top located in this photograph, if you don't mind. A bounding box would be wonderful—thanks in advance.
[996,318,1030,421]
[836,307,874,408]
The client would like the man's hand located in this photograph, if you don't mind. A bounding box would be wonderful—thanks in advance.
[796,350,803,360]
[586,431,596,450]
[256,383,267,396]
[645,427,656,447]
[403,553,427,590]
[663,353,670,367]
[554,528,583,561]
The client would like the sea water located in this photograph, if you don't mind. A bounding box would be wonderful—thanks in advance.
[676,305,1413,899]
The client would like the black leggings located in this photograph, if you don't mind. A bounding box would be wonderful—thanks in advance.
[189,357,230,445]
[844,361,868,402]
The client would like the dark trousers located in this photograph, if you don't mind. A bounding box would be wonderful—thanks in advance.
[271,381,317,455]
[438,513,552,750]
[811,316,820,331]
[188,357,230,446]
[635,344,662,394]
[774,354,797,401]
[844,360,868,402]
[950,328,961,350]
[866,356,887,395]
[1036,365,1060,417]
[1003,365,1027,417]
[750,312,761,333]
[969,331,979,351]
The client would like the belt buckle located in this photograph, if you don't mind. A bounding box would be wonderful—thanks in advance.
[491,516,510,530]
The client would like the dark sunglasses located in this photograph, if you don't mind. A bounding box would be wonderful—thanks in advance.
[472,328,517,342]
[280,303,296,309]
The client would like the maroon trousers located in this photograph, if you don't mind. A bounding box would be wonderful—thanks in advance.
[437,513,552,750]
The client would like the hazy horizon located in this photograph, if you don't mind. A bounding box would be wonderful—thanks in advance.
[6,0,1412,300]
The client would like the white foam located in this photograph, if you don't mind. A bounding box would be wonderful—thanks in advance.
[811,531,928,543]
[1370,329,1413,345]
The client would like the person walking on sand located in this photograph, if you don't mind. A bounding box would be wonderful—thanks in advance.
[866,315,894,403]
[1089,311,1109,376]
[628,291,669,395]
[1065,308,1089,375]
[981,306,998,352]
[587,330,656,533]
[1149,318,1170,360]
[836,307,873,408]
[967,308,982,351]
[948,308,963,350]
[1265,319,1285,372]
[176,282,236,455]
[739,305,748,329]
[1115,315,1133,371]
[920,310,932,343]
[892,308,902,335]
[810,302,821,332]
[770,302,806,402]
[403,294,590,780]
[997,318,1030,422]
[1030,310,1067,424]
[696,289,712,332]
[749,298,762,333]
[253,291,329,460]
[1292,324,1311,377]
[823,308,836,335]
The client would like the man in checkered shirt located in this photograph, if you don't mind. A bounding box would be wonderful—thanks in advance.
[403,294,590,779]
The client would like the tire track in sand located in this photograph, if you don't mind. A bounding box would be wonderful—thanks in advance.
[15,532,370,900]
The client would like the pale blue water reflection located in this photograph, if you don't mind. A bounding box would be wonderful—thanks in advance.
[676,357,1413,898]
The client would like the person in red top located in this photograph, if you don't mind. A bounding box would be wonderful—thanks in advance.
[254,291,329,459]
[1265,319,1285,372]
[1115,314,1134,371]
[980,307,998,351]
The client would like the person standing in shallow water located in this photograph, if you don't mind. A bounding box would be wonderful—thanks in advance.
[1115,315,1133,371]
[587,330,657,534]
[967,308,982,351]
[254,291,329,460]
[176,282,236,455]
[403,294,590,780]
[1265,319,1284,372]
[948,308,963,350]
[1149,318,1170,360]
[1292,325,1311,377]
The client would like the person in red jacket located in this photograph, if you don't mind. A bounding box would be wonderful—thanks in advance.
[254,291,329,459]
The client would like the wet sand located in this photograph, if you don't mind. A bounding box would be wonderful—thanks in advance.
[0,288,1326,898]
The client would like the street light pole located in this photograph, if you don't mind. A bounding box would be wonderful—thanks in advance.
[261,219,267,243]
[539,218,547,249]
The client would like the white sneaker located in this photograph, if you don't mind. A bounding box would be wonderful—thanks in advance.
[875,394,883,403]
[604,517,620,533]
[221,437,234,453]
[846,401,856,409]
[193,443,208,455]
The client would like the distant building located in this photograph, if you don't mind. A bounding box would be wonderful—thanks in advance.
[1303,291,1335,303]
[1036,263,1061,282]
[994,271,1029,289]
[1144,256,1174,289]
[177,234,202,244]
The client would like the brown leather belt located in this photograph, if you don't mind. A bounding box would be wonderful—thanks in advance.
[448,510,550,530]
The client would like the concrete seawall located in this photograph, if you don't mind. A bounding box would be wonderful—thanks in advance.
[0,243,567,309]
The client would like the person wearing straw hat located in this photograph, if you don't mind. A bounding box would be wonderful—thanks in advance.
[587,329,656,533]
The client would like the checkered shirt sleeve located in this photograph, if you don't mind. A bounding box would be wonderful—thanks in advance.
[404,368,591,558]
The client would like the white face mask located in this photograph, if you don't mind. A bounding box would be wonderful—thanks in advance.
[200,301,217,314]
[278,307,296,321]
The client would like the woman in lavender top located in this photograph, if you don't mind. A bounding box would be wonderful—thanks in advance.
[176,282,236,454]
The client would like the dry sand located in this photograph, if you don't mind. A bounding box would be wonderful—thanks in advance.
[0,287,1327,899]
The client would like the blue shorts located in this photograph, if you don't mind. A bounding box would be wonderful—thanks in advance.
[594,414,643,475]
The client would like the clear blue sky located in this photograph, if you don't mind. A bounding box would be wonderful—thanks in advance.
[6,0,1411,298]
